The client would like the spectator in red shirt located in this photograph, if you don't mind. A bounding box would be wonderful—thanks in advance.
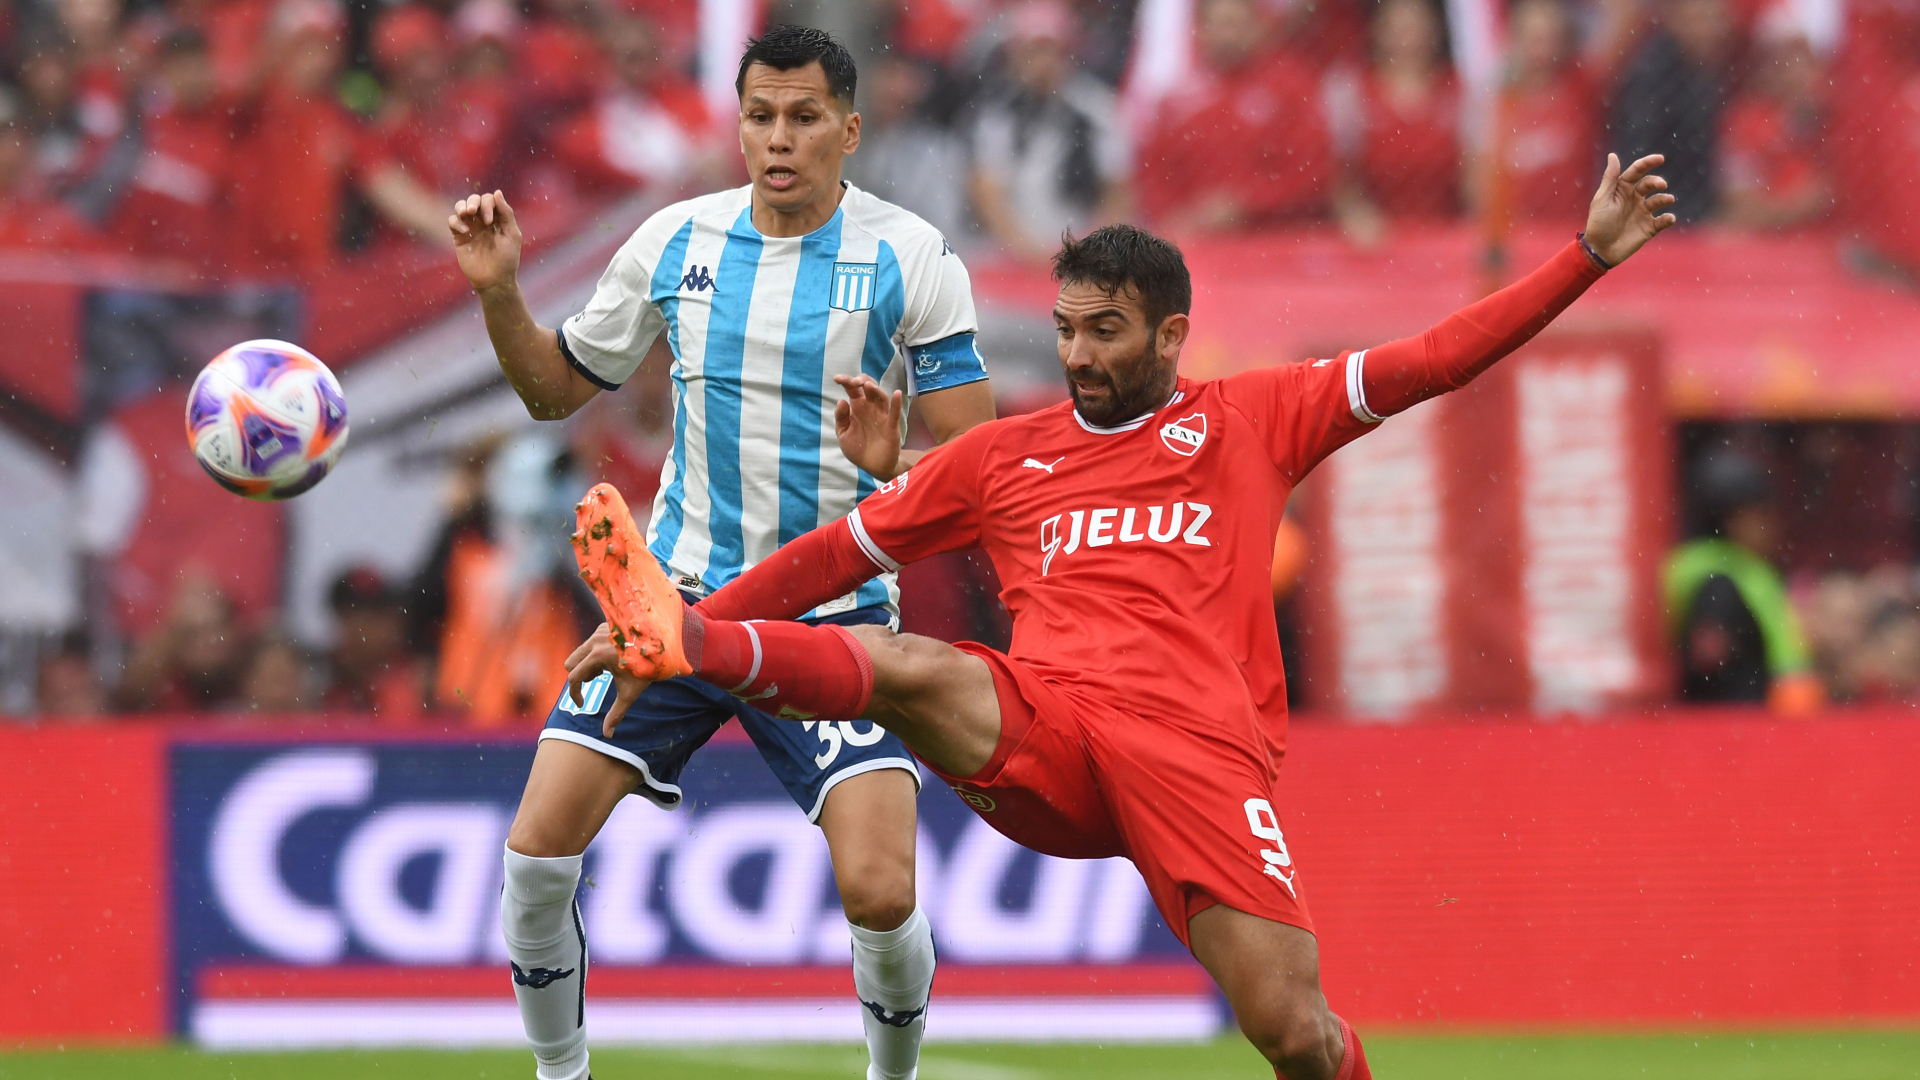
[1347,0,1462,221]
[1136,0,1335,233]
[452,0,517,85]
[15,32,131,217]
[110,28,233,274]
[549,12,718,194]
[322,567,427,721]
[369,4,511,198]
[228,0,447,271]
[1478,0,1599,225]
[114,573,250,713]
[1718,19,1831,229]
[0,86,105,250]
[516,0,609,120]
[56,0,132,125]
[164,0,277,97]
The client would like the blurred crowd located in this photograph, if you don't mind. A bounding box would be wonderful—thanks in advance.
[2,0,1908,277]
[11,0,1920,723]
[0,0,727,275]
[1671,426,1920,713]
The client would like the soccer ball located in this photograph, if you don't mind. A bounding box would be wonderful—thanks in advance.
[185,339,350,500]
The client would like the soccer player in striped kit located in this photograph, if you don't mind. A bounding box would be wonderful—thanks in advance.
[449,26,994,1080]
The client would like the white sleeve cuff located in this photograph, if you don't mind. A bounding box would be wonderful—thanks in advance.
[847,509,902,572]
[1346,349,1383,424]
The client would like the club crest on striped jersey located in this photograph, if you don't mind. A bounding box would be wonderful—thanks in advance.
[830,262,878,312]
[1160,412,1207,457]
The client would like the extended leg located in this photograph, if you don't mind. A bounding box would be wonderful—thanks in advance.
[820,768,935,1080]
[1187,905,1369,1080]
[569,483,1001,776]
[501,739,640,1080]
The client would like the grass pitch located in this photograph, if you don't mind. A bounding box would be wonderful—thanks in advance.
[3,1032,1918,1079]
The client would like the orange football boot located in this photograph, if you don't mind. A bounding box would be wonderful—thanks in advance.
[571,482,693,681]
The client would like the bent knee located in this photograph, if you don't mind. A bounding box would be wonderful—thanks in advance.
[831,850,918,932]
[1240,1000,1339,1077]
[506,812,591,859]
[839,884,917,932]
[848,628,957,699]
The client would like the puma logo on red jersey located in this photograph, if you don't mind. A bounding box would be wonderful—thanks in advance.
[1038,502,1214,574]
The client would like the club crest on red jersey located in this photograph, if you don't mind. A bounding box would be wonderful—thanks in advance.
[1160,412,1207,457]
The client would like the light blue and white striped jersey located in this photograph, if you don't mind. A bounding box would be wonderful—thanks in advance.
[559,183,987,617]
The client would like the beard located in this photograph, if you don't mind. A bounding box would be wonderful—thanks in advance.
[1067,344,1177,428]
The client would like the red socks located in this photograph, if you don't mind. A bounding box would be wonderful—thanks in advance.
[1329,1016,1370,1080]
[683,607,875,720]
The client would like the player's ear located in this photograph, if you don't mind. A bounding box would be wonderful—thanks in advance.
[842,108,861,155]
[1156,313,1191,362]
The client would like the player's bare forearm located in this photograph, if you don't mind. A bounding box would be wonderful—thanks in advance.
[476,282,597,420]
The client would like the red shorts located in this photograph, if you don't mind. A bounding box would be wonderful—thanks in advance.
[927,644,1313,947]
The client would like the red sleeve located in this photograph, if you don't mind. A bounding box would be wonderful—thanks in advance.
[695,519,882,622]
[695,427,990,621]
[846,425,988,565]
[1358,239,1605,417]
[1219,354,1374,482]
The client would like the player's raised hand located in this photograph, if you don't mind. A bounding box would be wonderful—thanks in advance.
[564,622,651,738]
[1583,153,1678,266]
[834,373,906,480]
[449,190,523,293]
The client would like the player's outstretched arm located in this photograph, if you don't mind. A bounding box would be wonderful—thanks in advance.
[1358,153,1675,418]
[450,191,599,420]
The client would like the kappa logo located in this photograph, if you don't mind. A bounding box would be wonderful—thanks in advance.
[678,264,716,292]
[863,999,928,1028]
[1160,412,1207,457]
[1312,356,1339,367]
[1022,456,1065,474]
[511,961,576,989]
[952,787,996,812]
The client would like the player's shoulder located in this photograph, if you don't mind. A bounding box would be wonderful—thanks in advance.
[840,185,954,261]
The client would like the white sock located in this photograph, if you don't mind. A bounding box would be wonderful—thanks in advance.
[850,906,936,1080]
[502,847,590,1080]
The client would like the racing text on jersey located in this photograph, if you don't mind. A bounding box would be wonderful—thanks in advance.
[1039,502,1214,574]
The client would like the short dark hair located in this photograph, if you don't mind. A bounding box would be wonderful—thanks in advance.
[736,24,857,107]
[1052,225,1192,328]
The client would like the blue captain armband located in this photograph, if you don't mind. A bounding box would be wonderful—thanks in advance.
[905,332,989,394]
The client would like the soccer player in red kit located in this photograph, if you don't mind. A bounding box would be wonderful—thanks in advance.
[564,153,1676,1079]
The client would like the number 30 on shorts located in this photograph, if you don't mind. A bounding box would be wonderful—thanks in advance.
[803,719,887,768]
[1244,798,1298,898]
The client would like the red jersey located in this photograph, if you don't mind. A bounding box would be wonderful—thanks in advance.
[113,100,234,271]
[848,362,1371,755]
[1359,73,1462,220]
[1137,59,1334,226]
[1719,94,1826,214]
[1496,71,1596,222]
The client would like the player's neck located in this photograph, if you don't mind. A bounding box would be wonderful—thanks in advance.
[751,177,849,238]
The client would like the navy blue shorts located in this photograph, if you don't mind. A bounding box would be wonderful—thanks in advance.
[539,604,919,821]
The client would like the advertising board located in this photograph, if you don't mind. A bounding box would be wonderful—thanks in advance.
[167,731,1213,1048]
